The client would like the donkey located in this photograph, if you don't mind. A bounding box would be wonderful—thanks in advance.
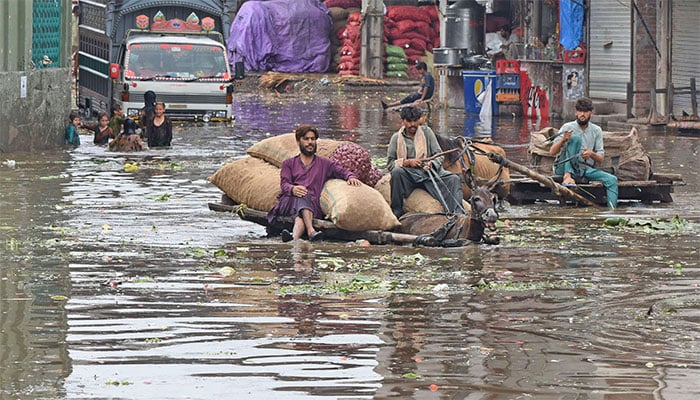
[396,172,501,246]
[435,134,510,202]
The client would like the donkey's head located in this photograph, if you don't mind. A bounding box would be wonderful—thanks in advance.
[469,184,499,230]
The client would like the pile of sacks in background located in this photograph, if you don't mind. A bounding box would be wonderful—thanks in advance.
[326,0,362,74]
[335,12,363,75]
[384,5,440,78]
[528,127,653,181]
[208,134,469,232]
[385,44,408,78]
[327,3,440,77]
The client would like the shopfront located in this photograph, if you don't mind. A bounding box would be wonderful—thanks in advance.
[484,0,590,120]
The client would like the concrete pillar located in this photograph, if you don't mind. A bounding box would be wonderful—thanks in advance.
[632,0,658,118]
[360,0,384,79]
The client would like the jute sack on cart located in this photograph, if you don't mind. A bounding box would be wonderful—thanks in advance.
[209,158,399,231]
[208,157,281,212]
[321,179,400,231]
[528,127,652,181]
[246,133,348,167]
[373,174,471,214]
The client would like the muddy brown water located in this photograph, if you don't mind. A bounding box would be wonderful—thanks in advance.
[1,92,699,399]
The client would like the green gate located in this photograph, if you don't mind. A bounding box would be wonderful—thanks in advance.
[32,0,63,68]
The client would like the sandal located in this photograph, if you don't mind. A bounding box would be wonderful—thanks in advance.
[309,230,324,242]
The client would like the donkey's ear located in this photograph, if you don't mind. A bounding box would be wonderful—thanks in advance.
[462,168,475,189]
[486,174,500,191]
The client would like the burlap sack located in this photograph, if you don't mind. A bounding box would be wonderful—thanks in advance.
[600,128,652,180]
[374,174,471,214]
[528,127,558,175]
[528,127,652,180]
[208,157,281,212]
[328,7,350,22]
[321,179,400,231]
[246,133,347,167]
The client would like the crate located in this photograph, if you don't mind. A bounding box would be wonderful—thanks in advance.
[563,47,586,64]
[496,59,520,74]
[496,73,520,89]
[496,93,520,102]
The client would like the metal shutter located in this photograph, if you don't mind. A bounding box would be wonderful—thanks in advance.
[588,0,631,100]
[671,0,700,115]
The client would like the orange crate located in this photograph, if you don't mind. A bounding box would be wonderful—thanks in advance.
[496,59,520,74]
[496,93,520,102]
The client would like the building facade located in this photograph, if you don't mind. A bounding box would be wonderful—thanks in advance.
[0,0,74,153]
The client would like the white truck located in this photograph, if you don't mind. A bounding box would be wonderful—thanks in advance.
[77,0,237,122]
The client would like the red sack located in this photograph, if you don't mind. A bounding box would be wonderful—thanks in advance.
[387,6,431,24]
[348,12,362,25]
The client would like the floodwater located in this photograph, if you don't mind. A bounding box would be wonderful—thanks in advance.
[1,90,699,400]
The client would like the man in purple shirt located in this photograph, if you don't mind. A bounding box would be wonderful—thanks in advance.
[267,125,361,242]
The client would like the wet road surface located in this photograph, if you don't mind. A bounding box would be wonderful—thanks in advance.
[1,91,699,399]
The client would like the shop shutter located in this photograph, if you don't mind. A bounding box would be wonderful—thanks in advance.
[671,0,700,115]
[588,0,631,100]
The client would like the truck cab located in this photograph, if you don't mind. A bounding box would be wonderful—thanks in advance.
[77,1,237,123]
[117,31,233,122]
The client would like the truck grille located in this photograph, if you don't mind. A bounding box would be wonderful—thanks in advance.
[156,94,226,104]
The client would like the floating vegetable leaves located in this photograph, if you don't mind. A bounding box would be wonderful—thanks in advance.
[149,193,172,202]
[604,215,694,233]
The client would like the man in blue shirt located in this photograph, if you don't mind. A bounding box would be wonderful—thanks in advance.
[549,97,618,209]
[382,61,434,110]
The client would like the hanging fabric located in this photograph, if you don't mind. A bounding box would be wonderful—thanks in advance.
[559,0,584,50]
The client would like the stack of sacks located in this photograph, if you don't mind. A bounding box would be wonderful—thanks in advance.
[208,133,398,231]
[336,12,362,75]
[385,44,408,78]
[326,0,361,73]
[384,5,440,76]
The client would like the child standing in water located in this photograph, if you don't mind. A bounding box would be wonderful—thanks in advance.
[108,104,124,136]
[145,101,172,147]
[84,112,114,145]
[65,111,81,146]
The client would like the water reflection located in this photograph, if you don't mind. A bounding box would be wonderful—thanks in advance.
[0,154,72,399]
[0,92,698,399]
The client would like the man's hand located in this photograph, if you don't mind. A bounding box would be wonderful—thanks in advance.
[562,129,573,142]
[292,185,308,197]
[549,129,573,156]
[347,177,361,186]
[404,158,423,168]
[581,147,602,163]
[581,147,593,159]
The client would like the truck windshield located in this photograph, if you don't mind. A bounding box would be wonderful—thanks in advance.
[125,43,229,80]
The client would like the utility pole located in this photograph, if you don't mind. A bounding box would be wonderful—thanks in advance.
[360,0,384,79]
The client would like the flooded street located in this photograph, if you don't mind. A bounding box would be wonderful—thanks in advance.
[1,90,699,399]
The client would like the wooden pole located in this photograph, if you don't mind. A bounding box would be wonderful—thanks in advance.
[691,78,697,118]
[208,202,431,246]
[486,153,601,208]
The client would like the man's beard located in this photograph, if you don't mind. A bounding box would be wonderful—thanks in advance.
[405,125,418,135]
[576,115,591,126]
[300,143,317,156]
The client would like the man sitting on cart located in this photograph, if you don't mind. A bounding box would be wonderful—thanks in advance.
[386,106,465,218]
[268,125,362,242]
[549,97,618,209]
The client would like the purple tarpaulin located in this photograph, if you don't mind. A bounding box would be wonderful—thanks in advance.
[227,0,332,73]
